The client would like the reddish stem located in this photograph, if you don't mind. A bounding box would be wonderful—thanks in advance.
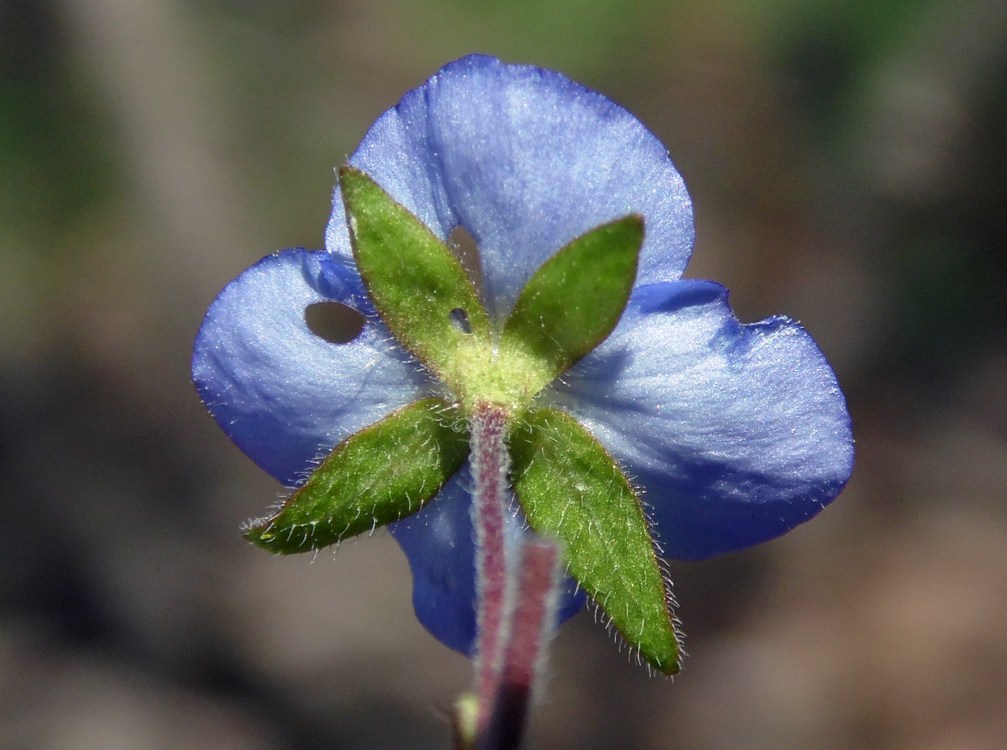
[478,539,561,750]
[470,401,512,716]
[465,401,562,750]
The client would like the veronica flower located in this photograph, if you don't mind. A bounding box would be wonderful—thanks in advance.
[192,54,853,671]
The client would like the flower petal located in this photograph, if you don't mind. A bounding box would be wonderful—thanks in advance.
[326,54,694,318]
[390,462,586,655]
[192,248,429,486]
[549,280,854,560]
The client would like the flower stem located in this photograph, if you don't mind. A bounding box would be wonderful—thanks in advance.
[478,539,560,750]
[455,401,561,750]
[470,401,511,711]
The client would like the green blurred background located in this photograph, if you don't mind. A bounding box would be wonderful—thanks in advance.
[3,1,1006,748]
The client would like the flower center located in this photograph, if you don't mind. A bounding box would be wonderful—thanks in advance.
[442,331,550,419]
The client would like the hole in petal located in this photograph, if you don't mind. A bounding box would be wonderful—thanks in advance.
[305,301,365,344]
[449,224,484,297]
[449,307,472,334]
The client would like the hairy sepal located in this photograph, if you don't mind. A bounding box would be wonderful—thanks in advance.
[340,166,490,387]
[510,407,680,674]
[245,398,468,554]
[501,215,642,393]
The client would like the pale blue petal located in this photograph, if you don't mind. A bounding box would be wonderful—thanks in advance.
[549,280,854,560]
[192,249,429,485]
[390,463,586,655]
[326,54,694,319]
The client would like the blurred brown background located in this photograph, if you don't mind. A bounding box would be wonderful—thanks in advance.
[3,1,1006,748]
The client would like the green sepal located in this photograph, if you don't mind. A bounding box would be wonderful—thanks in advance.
[340,166,491,385]
[245,398,468,554]
[501,215,642,393]
[510,407,680,674]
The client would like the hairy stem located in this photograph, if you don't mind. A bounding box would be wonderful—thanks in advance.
[456,402,561,750]
[478,539,561,750]
[470,401,512,713]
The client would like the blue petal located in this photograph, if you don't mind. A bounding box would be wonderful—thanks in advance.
[192,249,429,485]
[549,280,854,560]
[326,54,694,319]
[390,462,586,655]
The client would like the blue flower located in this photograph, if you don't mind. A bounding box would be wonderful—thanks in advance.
[192,54,853,655]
